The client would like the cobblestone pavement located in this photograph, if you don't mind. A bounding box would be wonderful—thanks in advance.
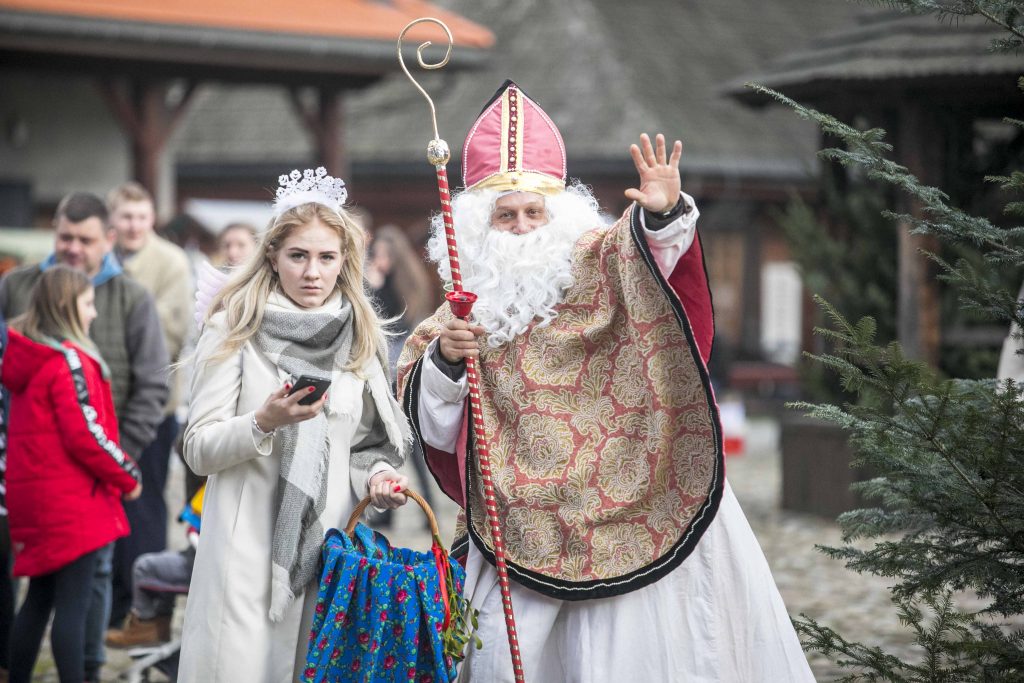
[29,418,953,681]
[726,420,916,680]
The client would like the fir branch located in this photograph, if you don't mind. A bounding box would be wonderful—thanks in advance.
[856,0,1024,45]
[893,383,1016,541]
[976,6,1024,43]
[794,613,916,682]
[797,593,1020,680]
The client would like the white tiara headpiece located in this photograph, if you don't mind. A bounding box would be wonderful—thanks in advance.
[273,167,348,217]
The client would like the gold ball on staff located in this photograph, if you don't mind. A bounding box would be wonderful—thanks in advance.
[427,138,451,165]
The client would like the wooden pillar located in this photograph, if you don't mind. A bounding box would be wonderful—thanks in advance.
[290,87,346,179]
[896,101,942,366]
[97,78,195,211]
[741,216,763,357]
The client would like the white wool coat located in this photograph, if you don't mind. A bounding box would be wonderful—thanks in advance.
[179,302,407,683]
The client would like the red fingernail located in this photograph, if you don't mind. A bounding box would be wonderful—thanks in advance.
[308,386,315,392]
[393,485,402,493]
[284,384,291,390]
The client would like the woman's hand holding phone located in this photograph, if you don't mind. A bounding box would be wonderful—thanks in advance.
[254,381,329,433]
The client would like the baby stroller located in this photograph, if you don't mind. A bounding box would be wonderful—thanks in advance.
[303,489,477,683]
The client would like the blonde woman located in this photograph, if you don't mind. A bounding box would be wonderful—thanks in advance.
[179,169,411,682]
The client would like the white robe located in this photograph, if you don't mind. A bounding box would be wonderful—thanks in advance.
[179,293,400,683]
[417,198,815,682]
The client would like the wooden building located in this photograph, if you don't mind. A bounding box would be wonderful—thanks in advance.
[0,0,492,218]
[730,8,1023,366]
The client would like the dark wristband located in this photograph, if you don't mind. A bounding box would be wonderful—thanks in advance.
[430,342,466,381]
[643,196,688,231]
[655,197,684,218]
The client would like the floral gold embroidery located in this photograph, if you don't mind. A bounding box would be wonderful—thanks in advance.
[597,436,651,504]
[515,413,575,478]
[590,523,655,578]
[504,507,563,569]
[612,344,648,408]
[521,329,586,386]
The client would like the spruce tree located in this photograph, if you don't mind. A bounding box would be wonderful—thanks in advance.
[751,1,1024,680]
[777,181,897,404]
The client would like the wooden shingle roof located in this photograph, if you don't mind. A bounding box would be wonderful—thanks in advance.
[728,9,1020,106]
[177,0,866,182]
[341,0,866,180]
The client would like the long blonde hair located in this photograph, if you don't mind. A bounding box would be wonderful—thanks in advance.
[205,202,385,372]
[15,265,96,351]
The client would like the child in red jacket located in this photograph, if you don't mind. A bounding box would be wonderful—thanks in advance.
[1,265,142,683]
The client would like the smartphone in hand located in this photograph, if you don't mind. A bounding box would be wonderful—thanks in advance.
[288,374,331,406]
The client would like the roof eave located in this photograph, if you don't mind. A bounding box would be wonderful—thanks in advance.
[726,70,1024,109]
[0,9,490,81]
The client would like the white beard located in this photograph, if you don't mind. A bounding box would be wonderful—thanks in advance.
[428,183,608,347]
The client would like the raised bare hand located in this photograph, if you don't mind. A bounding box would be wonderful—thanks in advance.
[624,133,683,213]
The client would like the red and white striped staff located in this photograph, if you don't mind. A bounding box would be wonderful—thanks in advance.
[397,18,526,683]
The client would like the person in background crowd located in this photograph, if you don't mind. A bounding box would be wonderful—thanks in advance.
[0,316,10,683]
[106,182,193,633]
[2,266,142,683]
[366,225,436,366]
[365,232,407,359]
[179,170,410,682]
[218,222,259,269]
[0,192,168,683]
[106,483,205,649]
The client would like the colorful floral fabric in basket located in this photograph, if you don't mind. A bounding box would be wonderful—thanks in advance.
[303,524,467,683]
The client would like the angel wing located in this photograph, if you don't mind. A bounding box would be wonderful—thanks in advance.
[194,259,232,329]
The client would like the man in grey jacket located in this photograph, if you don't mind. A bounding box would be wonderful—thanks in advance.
[0,191,169,683]
[106,181,193,630]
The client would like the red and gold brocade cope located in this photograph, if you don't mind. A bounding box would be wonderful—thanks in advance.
[398,208,721,595]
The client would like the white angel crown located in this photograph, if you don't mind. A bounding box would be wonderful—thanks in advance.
[273,167,348,217]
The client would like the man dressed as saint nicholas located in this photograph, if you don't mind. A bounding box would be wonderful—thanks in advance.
[397,80,814,682]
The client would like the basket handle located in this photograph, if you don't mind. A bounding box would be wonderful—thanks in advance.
[344,488,440,539]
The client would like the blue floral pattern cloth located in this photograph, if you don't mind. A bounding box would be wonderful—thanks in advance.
[303,524,466,683]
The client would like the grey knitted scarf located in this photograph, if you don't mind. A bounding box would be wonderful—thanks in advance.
[254,294,395,621]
